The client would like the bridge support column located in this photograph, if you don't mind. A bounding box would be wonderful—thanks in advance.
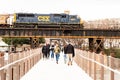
[89,38,104,53]
[89,38,94,52]
[30,37,39,48]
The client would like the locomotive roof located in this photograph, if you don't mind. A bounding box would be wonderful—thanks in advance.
[15,13,76,15]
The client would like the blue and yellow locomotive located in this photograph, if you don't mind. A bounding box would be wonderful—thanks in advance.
[13,13,83,28]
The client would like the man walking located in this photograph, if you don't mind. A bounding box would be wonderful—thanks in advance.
[42,44,47,59]
[65,42,75,65]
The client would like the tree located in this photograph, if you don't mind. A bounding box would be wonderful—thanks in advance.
[2,37,45,52]
[3,38,45,45]
[2,38,30,45]
[39,37,45,43]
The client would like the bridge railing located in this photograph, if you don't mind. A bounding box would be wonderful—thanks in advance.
[74,49,120,80]
[0,48,42,80]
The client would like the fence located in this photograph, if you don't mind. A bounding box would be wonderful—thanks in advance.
[74,49,120,80]
[0,48,42,80]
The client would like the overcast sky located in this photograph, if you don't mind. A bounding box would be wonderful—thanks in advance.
[0,0,120,20]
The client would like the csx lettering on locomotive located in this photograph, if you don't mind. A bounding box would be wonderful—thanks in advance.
[38,16,50,21]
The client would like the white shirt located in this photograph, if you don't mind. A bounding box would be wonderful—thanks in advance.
[4,52,9,60]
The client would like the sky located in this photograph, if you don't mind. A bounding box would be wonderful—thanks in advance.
[0,0,120,20]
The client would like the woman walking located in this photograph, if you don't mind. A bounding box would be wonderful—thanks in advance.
[54,44,60,64]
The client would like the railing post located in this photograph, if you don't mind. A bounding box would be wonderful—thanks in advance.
[110,53,115,80]
[88,51,91,77]
[100,53,104,80]
[8,67,13,80]
[93,52,96,80]
[15,63,20,80]
[85,52,87,73]
[81,51,84,69]
[0,57,5,80]
[79,50,81,68]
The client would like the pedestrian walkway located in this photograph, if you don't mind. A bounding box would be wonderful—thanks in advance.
[20,52,93,80]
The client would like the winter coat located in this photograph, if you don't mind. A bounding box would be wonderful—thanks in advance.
[63,45,67,54]
[46,44,50,54]
[50,45,54,51]
[54,46,60,54]
[65,44,75,57]
[42,46,47,53]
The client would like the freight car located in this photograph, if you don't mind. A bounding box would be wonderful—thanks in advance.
[13,13,83,28]
[0,14,14,28]
[0,14,10,27]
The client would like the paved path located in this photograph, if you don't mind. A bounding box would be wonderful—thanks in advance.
[20,53,93,80]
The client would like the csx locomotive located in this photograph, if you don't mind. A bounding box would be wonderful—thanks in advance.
[0,13,83,28]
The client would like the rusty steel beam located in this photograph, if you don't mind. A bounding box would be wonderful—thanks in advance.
[0,28,120,38]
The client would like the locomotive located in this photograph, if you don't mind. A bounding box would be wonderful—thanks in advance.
[0,13,83,28]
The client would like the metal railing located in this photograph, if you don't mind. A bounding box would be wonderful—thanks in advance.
[0,48,42,80]
[74,49,120,80]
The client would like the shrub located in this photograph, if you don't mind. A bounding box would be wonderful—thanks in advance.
[104,49,120,58]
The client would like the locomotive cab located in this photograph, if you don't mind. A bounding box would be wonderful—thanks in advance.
[69,15,80,24]
[60,14,69,23]
[51,14,69,24]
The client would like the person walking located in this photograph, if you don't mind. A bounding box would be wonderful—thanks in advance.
[65,42,75,65]
[54,44,60,64]
[63,44,67,64]
[46,43,50,59]
[50,44,54,60]
[42,44,47,59]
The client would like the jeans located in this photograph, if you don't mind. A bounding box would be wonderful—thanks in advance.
[50,50,54,58]
[64,54,67,63]
[55,53,60,62]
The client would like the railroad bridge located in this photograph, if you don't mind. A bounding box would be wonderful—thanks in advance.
[0,25,120,52]
[0,24,120,80]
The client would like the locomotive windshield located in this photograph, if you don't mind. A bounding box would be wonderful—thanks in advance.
[61,15,66,18]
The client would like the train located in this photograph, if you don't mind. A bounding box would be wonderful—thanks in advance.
[0,13,83,28]
[0,14,10,27]
[0,14,14,27]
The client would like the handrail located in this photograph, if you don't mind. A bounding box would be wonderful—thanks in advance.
[74,49,120,80]
[78,53,120,75]
[0,50,38,71]
[0,48,42,80]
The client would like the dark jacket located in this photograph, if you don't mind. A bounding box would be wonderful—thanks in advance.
[63,45,67,54]
[42,46,47,53]
[65,44,75,57]
[50,45,54,51]
[46,44,50,54]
